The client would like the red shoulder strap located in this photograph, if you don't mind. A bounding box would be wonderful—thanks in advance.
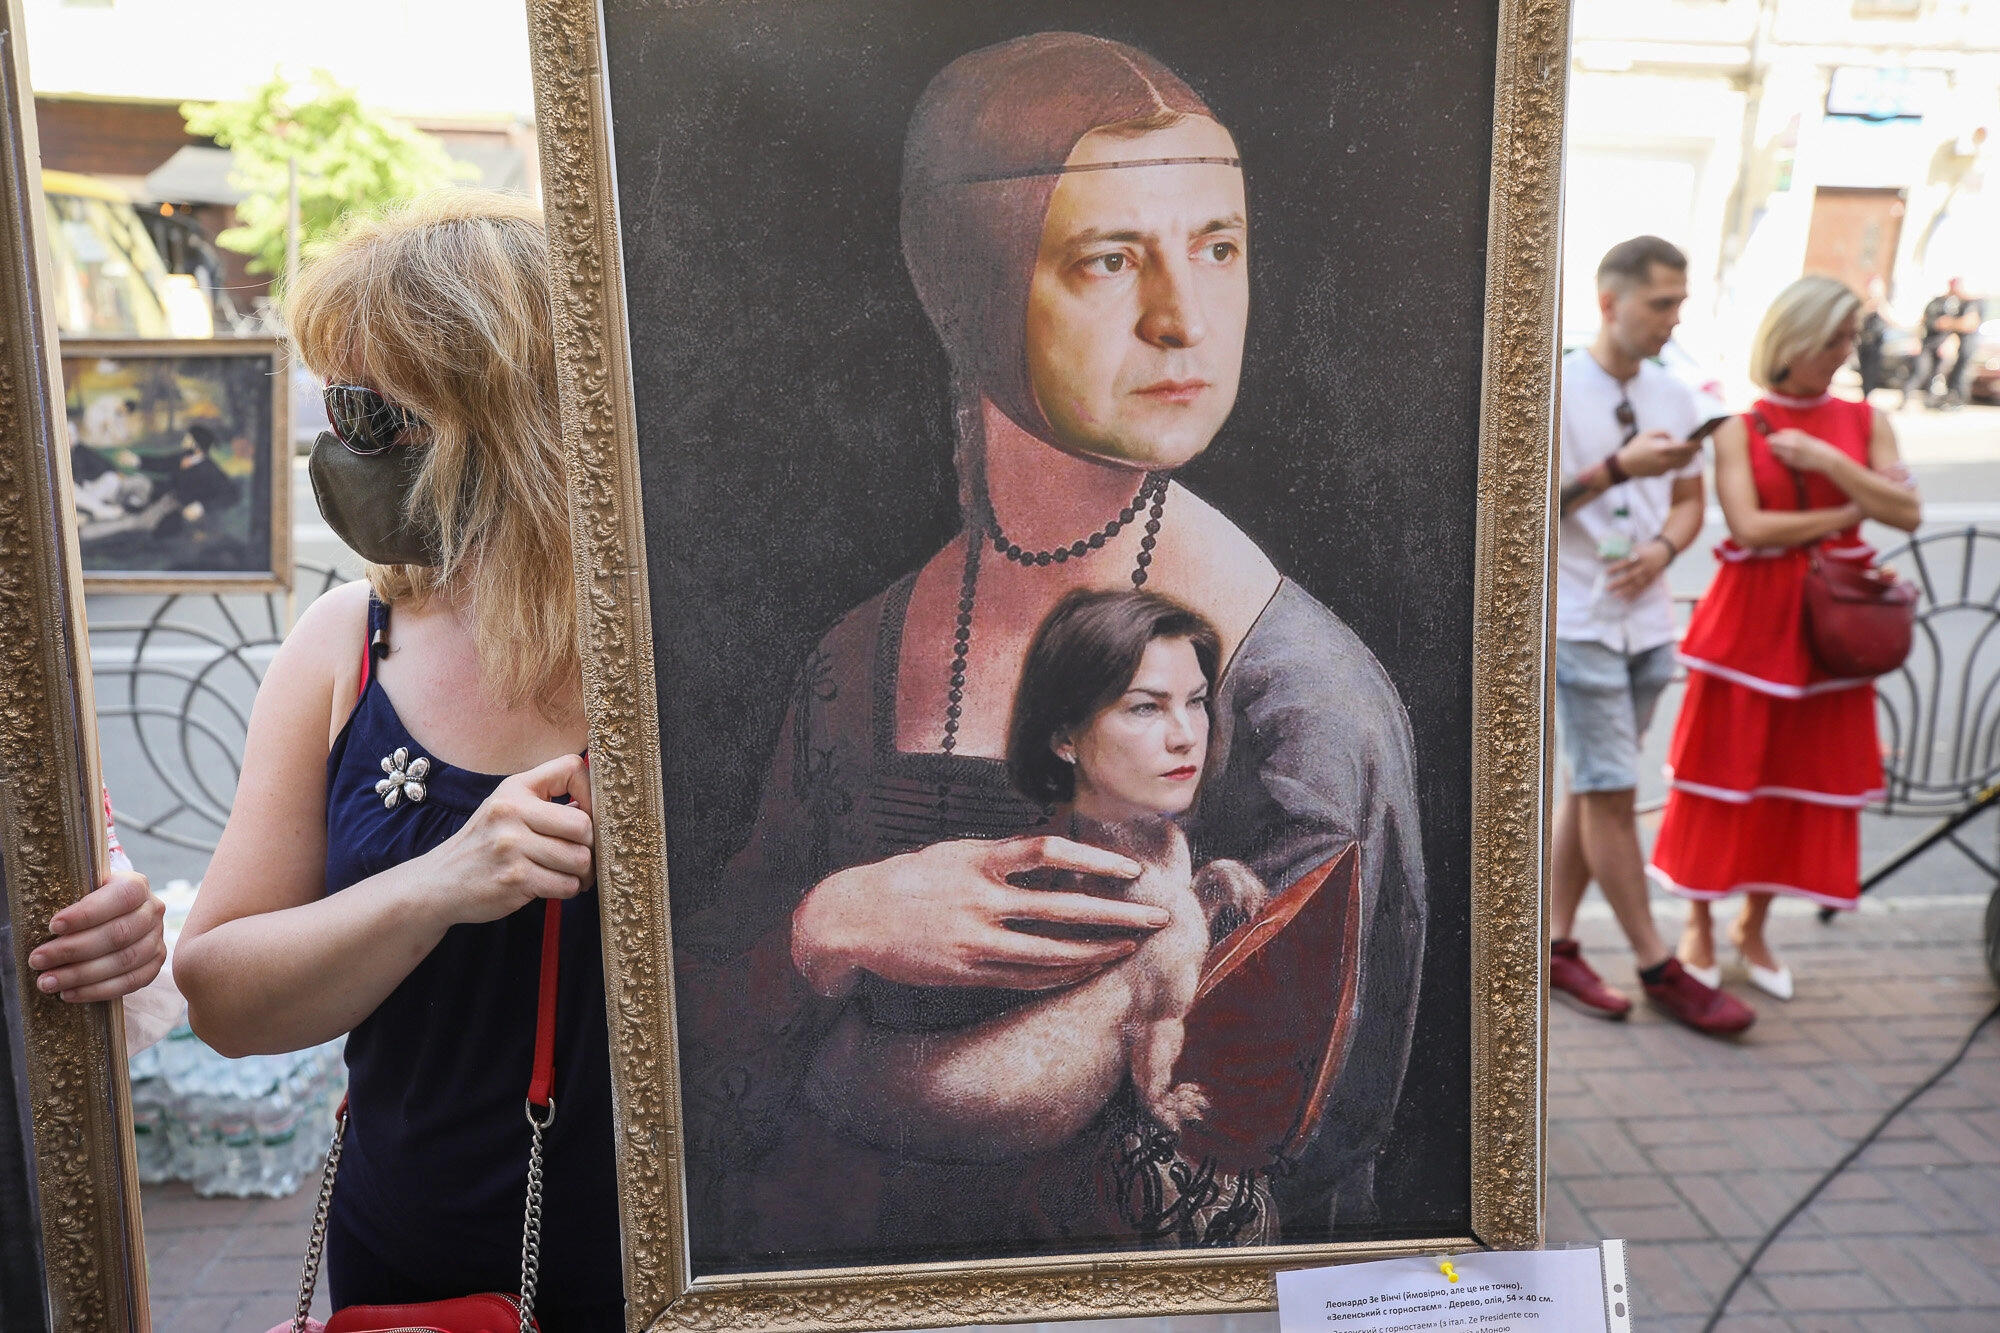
[1744,409,1812,513]
[529,899,561,1108]
[356,598,386,703]
[355,635,373,702]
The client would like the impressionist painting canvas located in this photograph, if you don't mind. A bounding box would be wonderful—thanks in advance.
[62,338,286,588]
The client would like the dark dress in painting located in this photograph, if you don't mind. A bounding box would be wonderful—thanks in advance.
[676,572,1427,1273]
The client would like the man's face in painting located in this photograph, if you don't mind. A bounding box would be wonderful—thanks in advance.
[1025,116,1248,469]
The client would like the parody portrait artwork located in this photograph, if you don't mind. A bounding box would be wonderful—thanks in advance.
[61,342,280,582]
[607,2,1493,1276]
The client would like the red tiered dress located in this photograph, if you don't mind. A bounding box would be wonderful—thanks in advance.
[1648,393,1886,910]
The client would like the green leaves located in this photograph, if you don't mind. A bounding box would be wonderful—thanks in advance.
[181,71,475,289]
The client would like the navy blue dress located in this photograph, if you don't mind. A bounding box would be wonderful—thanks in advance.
[322,597,622,1331]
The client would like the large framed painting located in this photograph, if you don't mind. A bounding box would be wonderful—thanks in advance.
[61,337,291,593]
[529,0,1564,1327]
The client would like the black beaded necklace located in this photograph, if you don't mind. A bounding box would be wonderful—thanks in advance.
[941,472,1171,753]
[988,471,1167,566]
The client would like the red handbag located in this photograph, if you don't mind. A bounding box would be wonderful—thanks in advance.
[1796,543,1917,679]
[1749,410,1917,680]
[277,898,566,1333]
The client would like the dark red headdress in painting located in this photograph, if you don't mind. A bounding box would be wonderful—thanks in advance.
[899,32,1227,455]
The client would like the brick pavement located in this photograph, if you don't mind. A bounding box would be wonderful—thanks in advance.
[140,896,1999,1332]
[143,1176,329,1333]
[1547,896,2000,1333]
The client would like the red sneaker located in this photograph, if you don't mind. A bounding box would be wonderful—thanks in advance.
[1550,940,1632,1019]
[1642,958,1756,1036]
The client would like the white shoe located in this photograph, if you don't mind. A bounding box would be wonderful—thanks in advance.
[1680,958,1722,990]
[1743,957,1794,1001]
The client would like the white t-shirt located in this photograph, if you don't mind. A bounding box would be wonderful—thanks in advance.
[1556,349,1704,653]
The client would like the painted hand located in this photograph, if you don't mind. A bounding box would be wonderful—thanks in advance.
[792,834,1165,998]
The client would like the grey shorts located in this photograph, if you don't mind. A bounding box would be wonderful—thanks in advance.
[1554,638,1677,794]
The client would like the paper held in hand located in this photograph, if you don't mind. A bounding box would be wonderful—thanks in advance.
[1276,1242,1632,1333]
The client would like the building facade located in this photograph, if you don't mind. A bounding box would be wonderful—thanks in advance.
[1565,0,1998,387]
[22,0,539,326]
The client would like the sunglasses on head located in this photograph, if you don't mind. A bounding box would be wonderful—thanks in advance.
[324,383,423,456]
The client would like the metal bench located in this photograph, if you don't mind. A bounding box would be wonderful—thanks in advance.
[1826,525,2000,920]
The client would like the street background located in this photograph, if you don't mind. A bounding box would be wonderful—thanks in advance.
[121,397,2000,1333]
[9,0,1996,1328]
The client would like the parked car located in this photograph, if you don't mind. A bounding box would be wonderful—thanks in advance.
[41,169,212,339]
[1870,317,1921,395]
[1973,314,1999,405]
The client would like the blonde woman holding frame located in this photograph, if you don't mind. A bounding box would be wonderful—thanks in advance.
[173,192,622,1331]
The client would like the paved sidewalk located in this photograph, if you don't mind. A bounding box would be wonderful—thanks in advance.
[1547,896,2000,1333]
[143,1175,328,1332]
[141,896,1999,1333]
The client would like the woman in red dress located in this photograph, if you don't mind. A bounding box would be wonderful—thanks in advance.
[1650,276,1922,999]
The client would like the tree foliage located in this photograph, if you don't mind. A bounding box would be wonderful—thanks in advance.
[182,71,472,286]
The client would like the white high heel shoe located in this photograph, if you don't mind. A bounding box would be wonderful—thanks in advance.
[1741,954,1794,1001]
[1681,958,1722,990]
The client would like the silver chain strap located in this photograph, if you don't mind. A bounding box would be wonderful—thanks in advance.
[517,1097,555,1333]
[291,1106,348,1333]
[286,1097,553,1333]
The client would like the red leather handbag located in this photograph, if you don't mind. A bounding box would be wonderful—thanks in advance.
[1750,411,1917,680]
[1796,543,1917,679]
[277,899,566,1333]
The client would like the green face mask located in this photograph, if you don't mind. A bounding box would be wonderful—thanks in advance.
[306,432,440,567]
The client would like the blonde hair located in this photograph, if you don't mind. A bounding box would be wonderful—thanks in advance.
[1749,275,1861,391]
[287,189,577,718]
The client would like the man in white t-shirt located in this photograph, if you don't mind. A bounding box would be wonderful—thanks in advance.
[1551,236,1755,1036]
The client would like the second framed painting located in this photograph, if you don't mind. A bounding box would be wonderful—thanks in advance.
[527,0,1564,1326]
[61,336,291,592]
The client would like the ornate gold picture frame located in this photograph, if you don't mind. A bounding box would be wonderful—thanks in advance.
[0,0,151,1324]
[530,0,1565,1328]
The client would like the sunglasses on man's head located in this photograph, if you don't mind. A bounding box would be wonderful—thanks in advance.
[324,383,423,456]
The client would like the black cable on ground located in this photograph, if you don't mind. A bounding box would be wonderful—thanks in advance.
[1700,996,2000,1333]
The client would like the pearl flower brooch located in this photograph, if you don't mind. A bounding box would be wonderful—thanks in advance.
[376,747,431,808]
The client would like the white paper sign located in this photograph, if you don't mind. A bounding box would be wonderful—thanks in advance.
[1276,1245,1630,1333]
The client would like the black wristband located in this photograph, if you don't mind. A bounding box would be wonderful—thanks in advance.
[1603,450,1629,485]
[1654,533,1680,563]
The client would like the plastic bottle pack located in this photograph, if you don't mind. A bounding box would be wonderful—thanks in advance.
[126,876,350,1198]
[129,1024,347,1198]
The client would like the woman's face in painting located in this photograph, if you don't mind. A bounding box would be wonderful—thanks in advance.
[1025,116,1248,469]
[1058,635,1210,822]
